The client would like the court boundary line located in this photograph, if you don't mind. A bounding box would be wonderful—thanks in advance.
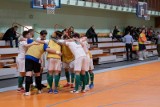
[0,60,158,93]
[45,60,159,107]
[98,99,148,107]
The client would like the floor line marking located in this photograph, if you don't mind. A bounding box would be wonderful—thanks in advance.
[46,70,160,107]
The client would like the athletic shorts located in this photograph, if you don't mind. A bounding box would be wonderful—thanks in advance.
[62,61,74,69]
[16,57,25,72]
[74,56,88,71]
[139,44,146,51]
[48,58,61,71]
[25,59,41,73]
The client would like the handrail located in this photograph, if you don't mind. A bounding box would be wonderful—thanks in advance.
[12,22,40,34]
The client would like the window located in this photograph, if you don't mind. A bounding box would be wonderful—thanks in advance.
[23,26,33,31]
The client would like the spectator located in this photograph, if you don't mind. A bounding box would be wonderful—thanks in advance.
[156,32,160,60]
[138,28,147,61]
[123,31,134,61]
[68,26,75,38]
[112,26,122,41]
[86,25,98,45]
[2,26,19,47]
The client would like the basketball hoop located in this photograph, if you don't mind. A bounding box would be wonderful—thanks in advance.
[43,4,56,14]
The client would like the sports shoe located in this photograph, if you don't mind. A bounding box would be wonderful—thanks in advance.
[38,90,42,94]
[81,90,86,93]
[53,89,58,94]
[89,83,94,89]
[138,58,144,61]
[70,90,79,94]
[70,84,74,88]
[85,85,90,91]
[24,92,31,96]
[48,89,53,94]
[63,83,70,87]
[17,87,25,92]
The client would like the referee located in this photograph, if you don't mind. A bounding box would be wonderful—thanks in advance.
[123,31,134,61]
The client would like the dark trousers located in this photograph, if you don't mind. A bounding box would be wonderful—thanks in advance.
[157,44,160,57]
[8,37,18,47]
[91,34,98,44]
[126,43,133,61]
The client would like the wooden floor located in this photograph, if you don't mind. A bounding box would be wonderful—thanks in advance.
[0,61,160,107]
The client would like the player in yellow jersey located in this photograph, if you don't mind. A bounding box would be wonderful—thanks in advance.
[47,34,62,94]
[62,35,75,88]
[24,30,61,96]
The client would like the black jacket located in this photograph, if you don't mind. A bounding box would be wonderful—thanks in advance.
[2,27,17,40]
[86,27,96,38]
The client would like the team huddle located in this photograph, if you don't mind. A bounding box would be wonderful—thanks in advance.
[16,29,94,96]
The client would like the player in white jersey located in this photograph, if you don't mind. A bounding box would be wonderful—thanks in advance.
[80,37,90,90]
[58,33,88,93]
[17,31,38,92]
[80,36,94,89]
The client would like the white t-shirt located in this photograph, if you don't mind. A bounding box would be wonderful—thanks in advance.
[58,40,86,59]
[17,41,27,59]
[80,39,89,54]
[66,41,86,59]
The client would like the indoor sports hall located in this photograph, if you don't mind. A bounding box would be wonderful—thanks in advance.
[0,0,160,107]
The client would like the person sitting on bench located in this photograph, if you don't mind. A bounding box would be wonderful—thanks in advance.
[86,25,98,45]
[2,26,19,47]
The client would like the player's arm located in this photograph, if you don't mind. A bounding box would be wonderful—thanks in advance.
[24,42,39,48]
[44,43,62,56]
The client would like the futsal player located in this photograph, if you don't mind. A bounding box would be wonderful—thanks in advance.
[24,30,61,96]
[58,33,88,93]
[17,31,38,92]
[62,35,75,88]
[47,34,62,94]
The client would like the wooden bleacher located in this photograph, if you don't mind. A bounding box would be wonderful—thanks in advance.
[0,47,18,69]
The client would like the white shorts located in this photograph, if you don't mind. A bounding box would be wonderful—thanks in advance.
[48,58,61,71]
[74,56,88,71]
[62,61,74,69]
[16,57,25,72]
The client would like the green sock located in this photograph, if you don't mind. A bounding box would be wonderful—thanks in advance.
[47,74,53,89]
[71,73,75,84]
[85,72,89,85]
[89,72,94,84]
[18,76,24,88]
[81,74,86,90]
[55,75,59,88]
[79,74,82,86]
[74,74,80,91]
[65,71,70,83]
[58,73,61,84]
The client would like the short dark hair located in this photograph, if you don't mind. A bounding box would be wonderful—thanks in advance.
[40,30,47,35]
[22,31,29,38]
[28,29,34,33]
[13,26,18,28]
[72,33,80,38]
